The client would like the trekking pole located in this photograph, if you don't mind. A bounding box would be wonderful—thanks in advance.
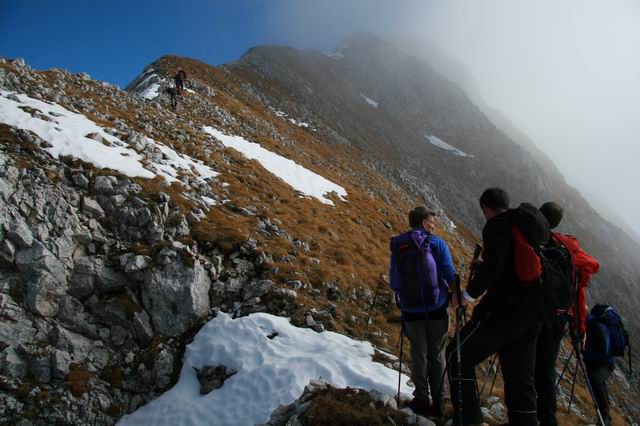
[397,328,404,406]
[488,359,501,397]
[479,353,499,398]
[435,245,484,411]
[569,328,606,426]
[453,273,464,426]
[365,275,384,332]
[628,335,632,375]
[567,358,579,413]
[555,344,575,390]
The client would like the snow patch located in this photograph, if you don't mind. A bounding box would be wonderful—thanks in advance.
[204,126,346,205]
[118,312,412,426]
[133,68,165,100]
[140,83,161,100]
[360,94,379,108]
[288,118,309,128]
[426,135,474,158]
[0,91,218,183]
[271,109,311,128]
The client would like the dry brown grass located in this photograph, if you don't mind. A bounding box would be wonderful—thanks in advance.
[299,387,406,426]
[66,364,93,397]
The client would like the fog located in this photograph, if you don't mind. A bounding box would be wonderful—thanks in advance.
[263,0,640,237]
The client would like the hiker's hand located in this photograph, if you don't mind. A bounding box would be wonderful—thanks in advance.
[471,258,483,269]
[451,292,468,309]
[580,333,586,351]
[378,274,389,286]
[450,291,459,308]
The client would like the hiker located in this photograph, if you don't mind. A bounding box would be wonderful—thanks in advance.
[448,188,543,426]
[385,206,456,418]
[166,86,178,110]
[583,304,630,426]
[535,202,600,426]
[175,68,187,95]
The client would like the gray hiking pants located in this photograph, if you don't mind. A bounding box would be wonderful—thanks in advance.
[404,313,450,406]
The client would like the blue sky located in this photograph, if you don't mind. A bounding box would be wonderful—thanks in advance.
[0,0,331,87]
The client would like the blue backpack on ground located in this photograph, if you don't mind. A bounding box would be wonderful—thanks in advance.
[583,304,630,362]
[389,229,447,313]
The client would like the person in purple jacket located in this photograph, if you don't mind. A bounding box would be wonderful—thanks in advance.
[385,206,456,418]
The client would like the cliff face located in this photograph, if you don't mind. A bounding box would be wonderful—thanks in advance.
[0,32,638,425]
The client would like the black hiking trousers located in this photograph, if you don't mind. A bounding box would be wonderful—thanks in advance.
[534,316,566,426]
[586,361,613,426]
[447,311,541,426]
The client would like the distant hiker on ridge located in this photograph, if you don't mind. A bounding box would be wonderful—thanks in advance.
[384,206,456,418]
[449,188,544,426]
[535,201,600,426]
[175,67,187,95]
[166,86,178,110]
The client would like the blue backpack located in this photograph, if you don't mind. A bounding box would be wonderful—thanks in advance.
[390,230,446,313]
[583,304,629,362]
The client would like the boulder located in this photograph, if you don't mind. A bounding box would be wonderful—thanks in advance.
[0,294,36,350]
[242,279,274,301]
[193,365,237,394]
[0,347,29,378]
[7,221,33,248]
[132,310,154,346]
[82,197,104,218]
[14,241,68,317]
[142,260,211,335]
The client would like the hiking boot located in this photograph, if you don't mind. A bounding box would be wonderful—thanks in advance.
[407,397,430,417]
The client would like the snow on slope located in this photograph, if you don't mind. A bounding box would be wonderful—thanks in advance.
[426,134,474,158]
[133,67,164,100]
[0,91,218,182]
[203,126,347,205]
[360,93,379,108]
[118,312,412,426]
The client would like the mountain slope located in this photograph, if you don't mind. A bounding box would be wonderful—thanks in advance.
[0,35,638,426]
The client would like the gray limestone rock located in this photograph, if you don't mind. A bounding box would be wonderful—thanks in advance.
[94,262,127,294]
[93,175,117,195]
[153,348,175,390]
[68,272,94,300]
[52,349,72,379]
[192,365,237,394]
[82,197,104,218]
[0,294,36,350]
[142,260,211,335]
[72,173,89,189]
[125,255,151,274]
[14,241,68,317]
[133,310,154,346]
[110,325,128,346]
[51,324,93,362]
[242,279,274,301]
[0,347,29,378]
[7,221,33,248]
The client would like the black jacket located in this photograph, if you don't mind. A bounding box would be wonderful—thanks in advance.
[468,210,539,321]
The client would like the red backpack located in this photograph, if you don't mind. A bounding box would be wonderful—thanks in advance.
[510,203,549,285]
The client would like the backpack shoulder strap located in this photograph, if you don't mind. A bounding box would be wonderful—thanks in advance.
[409,230,431,251]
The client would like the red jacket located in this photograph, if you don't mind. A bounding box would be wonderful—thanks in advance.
[552,233,600,335]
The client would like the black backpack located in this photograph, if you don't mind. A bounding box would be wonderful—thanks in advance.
[510,203,574,321]
[539,239,575,315]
